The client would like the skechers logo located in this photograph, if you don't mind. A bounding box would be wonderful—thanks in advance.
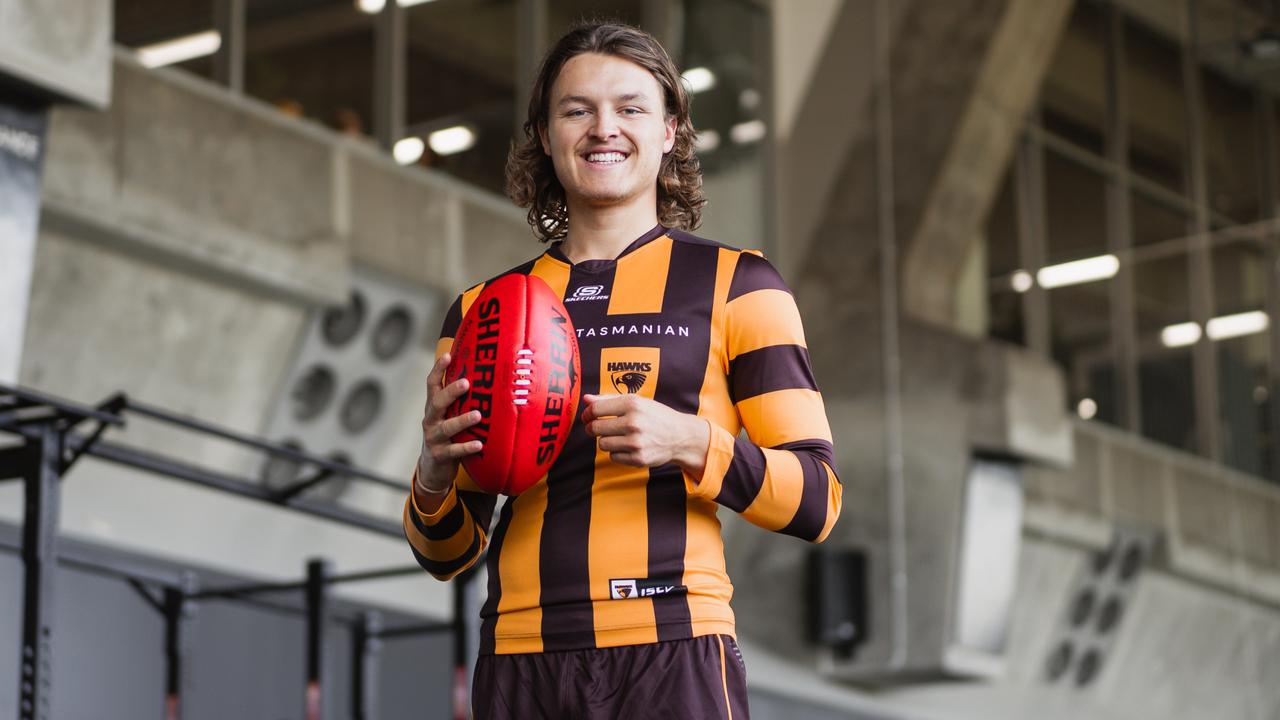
[607,361,652,394]
[609,578,687,600]
[565,285,609,303]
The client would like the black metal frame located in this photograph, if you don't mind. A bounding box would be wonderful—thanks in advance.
[0,382,473,719]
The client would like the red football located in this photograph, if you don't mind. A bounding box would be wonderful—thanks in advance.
[445,274,581,495]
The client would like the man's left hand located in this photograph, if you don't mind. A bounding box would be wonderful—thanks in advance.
[582,394,710,475]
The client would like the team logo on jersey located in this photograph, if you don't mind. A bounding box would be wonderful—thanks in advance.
[609,578,687,600]
[599,348,659,399]
[607,361,652,394]
[566,284,609,303]
[610,579,637,599]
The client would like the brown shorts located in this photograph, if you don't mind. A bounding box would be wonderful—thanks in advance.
[472,634,750,719]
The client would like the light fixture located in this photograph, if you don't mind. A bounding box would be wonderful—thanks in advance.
[1241,30,1280,60]
[136,30,222,69]
[739,89,761,112]
[393,137,425,165]
[1206,310,1268,341]
[1160,321,1202,348]
[1077,398,1098,420]
[695,129,720,153]
[357,0,438,14]
[428,125,477,156]
[730,119,767,145]
[681,67,717,94]
[1036,254,1120,289]
[1010,270,1034,293]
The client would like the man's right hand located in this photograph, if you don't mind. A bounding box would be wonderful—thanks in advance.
[415,351,484,513]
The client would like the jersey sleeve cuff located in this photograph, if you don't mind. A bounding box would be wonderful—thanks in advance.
[684,420,736,501]
[408,466,459,524]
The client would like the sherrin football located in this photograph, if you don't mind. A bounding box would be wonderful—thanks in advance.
[445,274,581,495]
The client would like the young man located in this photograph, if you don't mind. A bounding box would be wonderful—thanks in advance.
[404,23,841,719]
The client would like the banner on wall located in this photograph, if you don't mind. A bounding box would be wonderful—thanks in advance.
[0,96,48,385]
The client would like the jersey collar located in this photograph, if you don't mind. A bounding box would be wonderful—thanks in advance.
[546,223,667,272]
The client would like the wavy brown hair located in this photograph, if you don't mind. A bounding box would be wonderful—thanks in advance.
[505,23,706,242]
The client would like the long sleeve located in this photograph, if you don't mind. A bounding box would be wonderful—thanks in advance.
[686,252,842,543]
[403,291,498,580]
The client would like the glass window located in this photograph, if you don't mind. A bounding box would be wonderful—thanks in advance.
[1213,241,1270,477]
[1044,151,1114,421]
[986,165,1024,346]
[1041,0,1107,155]
[245,1,376,137]
[1131,193,1197,453]
[678,0,770,249]
[116,0,217,80]
[405,0,517,193]
[1044,151,1108,263]
[1201,68,1262,225]
[1123,17,1188,196]
[1131,188,1186,249]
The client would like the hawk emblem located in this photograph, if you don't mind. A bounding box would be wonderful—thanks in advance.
[611,371,648,394]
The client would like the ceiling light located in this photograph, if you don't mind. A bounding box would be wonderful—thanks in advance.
[1036,254,1119,289]
[357,0,438,13]
[739,89,761,112]
[1160,321,1202,348]
[1010,270,1034,293]
[1206,310,1268,341]
[1242,30,1280,60]
[730,119,767,145]
[393,137,425,165]
[681,67,717,94]
[695,129,720,153]
[136,30,222,69]
[428,125,476,156]
[1077,398,1097,420]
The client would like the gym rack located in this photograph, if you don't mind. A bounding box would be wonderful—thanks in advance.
[0,382,476,720]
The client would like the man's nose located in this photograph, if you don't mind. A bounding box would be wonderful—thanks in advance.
[590,113,619,139]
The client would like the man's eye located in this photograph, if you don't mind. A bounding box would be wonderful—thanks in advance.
[566,109,589,118]
[621,108,643,115]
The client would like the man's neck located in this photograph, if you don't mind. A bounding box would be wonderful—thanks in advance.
[559,202,660,264]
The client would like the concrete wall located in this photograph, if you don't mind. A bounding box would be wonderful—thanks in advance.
[2,52,538,619]
[0,0,112,107]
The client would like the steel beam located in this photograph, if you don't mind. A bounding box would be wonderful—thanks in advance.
[305,558,330,720]
[351,611,382,720]
[18,425,61,720]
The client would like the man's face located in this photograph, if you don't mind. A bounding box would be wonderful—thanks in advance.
[540,52,677,213]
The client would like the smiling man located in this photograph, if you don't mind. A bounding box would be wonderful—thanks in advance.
[403,23,842,720]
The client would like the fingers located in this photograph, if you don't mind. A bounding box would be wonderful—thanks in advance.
[426,352,451,389]
[581,393,632,423]
[585,415,634,437]
[430,438,484,463]
[436,410,483,442]
[607,452,644,467]
[596,434,640,454]
[427,377,470,423]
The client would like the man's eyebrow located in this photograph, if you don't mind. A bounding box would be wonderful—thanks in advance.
[555,93,653,108]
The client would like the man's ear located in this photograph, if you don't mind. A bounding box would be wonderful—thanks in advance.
[539,122,552,156]
[663,115,677,154]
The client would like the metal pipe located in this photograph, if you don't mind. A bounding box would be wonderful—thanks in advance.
[119,396,405,491]
[194,564,423,600]
[75,436,403,538]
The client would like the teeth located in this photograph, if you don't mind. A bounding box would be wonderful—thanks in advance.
[587,152,626,163]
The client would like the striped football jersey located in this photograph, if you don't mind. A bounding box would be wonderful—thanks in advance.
[403,224,842,655]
